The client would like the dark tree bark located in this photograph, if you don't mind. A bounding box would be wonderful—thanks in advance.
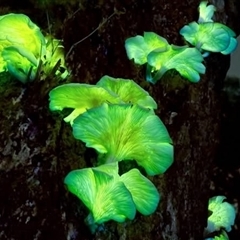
[0,1,239,239]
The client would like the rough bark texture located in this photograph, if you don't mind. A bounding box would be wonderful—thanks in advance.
[0,0,239,239]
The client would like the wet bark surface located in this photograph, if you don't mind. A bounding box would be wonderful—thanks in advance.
[0,0,239,239]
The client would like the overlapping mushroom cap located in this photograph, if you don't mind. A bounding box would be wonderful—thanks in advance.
[0,13,46,83]
[125,32,168,65]
[72,103,173,176]
[125,31,205,83]
[64,162,160,232]
[146,45,205,83]
[49,76,158,124]
[0,13,69,83]
[64,164,136,233]
[49,83,121,124]
[0,13,46,62]
[180,22,237,55]
[96,75,157,109]
[180,1,237,55]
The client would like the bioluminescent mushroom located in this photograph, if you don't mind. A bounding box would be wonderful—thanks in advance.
[198,1,216,23]
[0,13,69,82]
[2,46,38,83]
[125,32,168,65]
[64,166,136,233]
[206,196,236,234]
[49,83,121,124]
[120,168,160,215]
[180,21,237,55]
[42,35,69,80]
[146,45,205,83]
[72,103,173,176]
[96,75,157,110]
[125,31,205,83]
[0,13,46,72]
[0,13,46,56]
[95,163,160,215]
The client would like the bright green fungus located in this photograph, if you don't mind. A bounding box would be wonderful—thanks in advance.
[146,45,205,83]
[64,162,160,232]
[180,1,237,55]
[120,168,160,215]
[72,103,173,176]
[125,32,168,65]
[0,13,45,83]
[49,76,158,124]
[125,31,205,83]
[180,21,237,55]
[96,163,160,215]
[96,75,157,109]
[49,83,121,125]
[206,196,236,234]
[0,13,69,83]
[64,165,136,233]
[198,1,216,23]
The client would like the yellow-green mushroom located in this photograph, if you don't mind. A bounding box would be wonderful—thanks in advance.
[96,75,157,109]
[64,165,136,233]
[72,103,173,176]
[49,83,121,125]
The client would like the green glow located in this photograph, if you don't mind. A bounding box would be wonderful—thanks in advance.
[90,163,160,215]
[125,32,205,83]
[49,83,121,124]
[125,32,168,65]
[0,13,46,82]
[198,1,216,23]
[207,196,236,233]
[120,168,160,215]
[0,13,46,60]
[2,46,38,83]
[64,166,136,232]
[49,76,158,124]
[64,162,161,232]
[43,35,69,80]
[96,75,157,109]
[72,103,173,176]
[147,45,205,83]
[180,1,237,55]
[180,22,237,55]
[0,13,69,83]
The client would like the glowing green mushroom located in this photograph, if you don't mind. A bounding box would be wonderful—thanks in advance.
[125,32,168,65]
[180,21,237,55]
[206,196,236,233]
[72,103,173,176]
[96,75,157,109]
[180,1,237,55]
[120,168,160,215]
[0,13,46,70]
[198,1,216,23]
[125,31,205,83]
[42,35,69,80]
[147,45,205,83]
[2,46,38,83]
[90,162,160,215]
[49,83,121,124]
[64,166,136,233]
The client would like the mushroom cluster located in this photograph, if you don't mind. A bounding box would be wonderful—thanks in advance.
[49,75,173,232]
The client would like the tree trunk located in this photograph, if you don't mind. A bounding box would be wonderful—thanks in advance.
[0,1,239,239]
